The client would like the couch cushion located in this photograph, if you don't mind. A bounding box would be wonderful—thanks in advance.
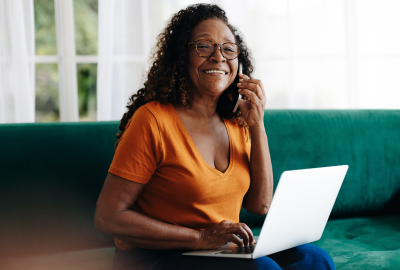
[0,121,119,202]
[249,215,400,269]
[313,214,400,269]
[3,215,399,270]
[241,110,400,226]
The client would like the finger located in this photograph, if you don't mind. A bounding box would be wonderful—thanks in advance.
[249,79,264,94]
[238,88,261,107]
[238,74,261,87]
[241,223,255,245]
[226,234,244,248]
[218,224,250,246]
[234,225,251,246]
[237,81,263,100]
[240,77,264,91]
[238,73,250,80]
[237,224,251,246]
[239,77,265,97]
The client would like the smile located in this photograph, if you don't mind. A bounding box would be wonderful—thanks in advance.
[204,70,227,75]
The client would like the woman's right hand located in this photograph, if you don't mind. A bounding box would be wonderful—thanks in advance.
[196,220,255,249]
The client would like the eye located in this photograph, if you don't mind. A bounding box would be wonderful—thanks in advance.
[197,41,213,49]
[198,44,212,49]
[223,47,234,52]
[222,44,237,52]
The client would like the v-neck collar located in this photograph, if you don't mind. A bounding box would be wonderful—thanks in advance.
[169,103,233,179]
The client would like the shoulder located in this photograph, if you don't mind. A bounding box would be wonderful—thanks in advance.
[118,102,165,148]
[142,100,176,130]
[123,100,175,140]
[143,100,171,118]
[129,100,171,126]
[122,101,169,138]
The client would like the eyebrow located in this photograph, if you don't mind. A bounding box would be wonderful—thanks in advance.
[194,33,235,43]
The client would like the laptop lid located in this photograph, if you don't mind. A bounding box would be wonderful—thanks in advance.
[252,165,348,258]
[182,165,348,259]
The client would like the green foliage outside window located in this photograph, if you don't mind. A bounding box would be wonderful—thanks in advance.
[34,0,98,122]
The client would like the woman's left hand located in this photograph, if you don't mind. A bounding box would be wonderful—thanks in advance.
[237,74,266,128]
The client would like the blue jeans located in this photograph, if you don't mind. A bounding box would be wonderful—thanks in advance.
[112,244,335,270]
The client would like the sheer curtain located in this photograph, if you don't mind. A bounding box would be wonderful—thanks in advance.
[97,0,148,121]
[1,0,398,123]
[97,0,400,121]
[0,0,35,123]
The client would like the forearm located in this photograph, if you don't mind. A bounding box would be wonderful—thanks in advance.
[96,209,200,250]
[243,125,274,215]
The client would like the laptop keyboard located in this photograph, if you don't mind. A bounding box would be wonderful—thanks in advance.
[214,243,257,254]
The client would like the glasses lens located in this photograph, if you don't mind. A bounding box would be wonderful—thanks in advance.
[197,40,214,57]
[221,44,240,59]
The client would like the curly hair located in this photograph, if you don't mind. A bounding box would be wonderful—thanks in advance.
[115,3,254,148]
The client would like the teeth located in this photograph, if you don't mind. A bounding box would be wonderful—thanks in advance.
[205,70,225,74]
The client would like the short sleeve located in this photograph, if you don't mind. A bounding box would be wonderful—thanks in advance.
[108,106,161,184]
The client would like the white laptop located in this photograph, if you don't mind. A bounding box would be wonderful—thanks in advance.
[183,165,348,259]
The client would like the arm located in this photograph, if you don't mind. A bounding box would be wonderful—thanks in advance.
[95,173,200,249]
[94,173,254,249]
[243,126,273,215]
[237,73,273,215]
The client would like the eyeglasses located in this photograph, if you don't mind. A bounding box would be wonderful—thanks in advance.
[188,39,241,60]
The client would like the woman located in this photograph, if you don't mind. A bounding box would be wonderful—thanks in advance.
[94,4,335,270]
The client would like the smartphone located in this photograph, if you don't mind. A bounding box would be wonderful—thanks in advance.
[232,62,243,112]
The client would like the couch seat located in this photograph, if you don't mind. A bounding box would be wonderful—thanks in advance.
[313,214,400,269]
[250,215,400,269]
[3,215,399,269]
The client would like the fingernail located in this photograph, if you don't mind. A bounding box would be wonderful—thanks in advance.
[239,79,243,82]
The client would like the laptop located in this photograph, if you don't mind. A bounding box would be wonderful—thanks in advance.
[183,165,348,259]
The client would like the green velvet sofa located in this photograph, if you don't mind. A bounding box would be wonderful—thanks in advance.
[1,110,399,270]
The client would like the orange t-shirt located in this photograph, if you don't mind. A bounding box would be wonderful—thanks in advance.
[108,100,251,250]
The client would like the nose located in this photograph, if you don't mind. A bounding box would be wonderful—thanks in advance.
[209,44,226,62]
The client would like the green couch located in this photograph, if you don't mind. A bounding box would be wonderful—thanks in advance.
[1,110,399,269]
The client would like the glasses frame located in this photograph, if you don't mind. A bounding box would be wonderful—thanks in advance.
[188,39,241,60]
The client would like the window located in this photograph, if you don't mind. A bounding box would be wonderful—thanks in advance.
[34,0,98,122]
[3,0,398,124]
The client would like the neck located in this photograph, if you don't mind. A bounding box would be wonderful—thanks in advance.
[184,90,220,121]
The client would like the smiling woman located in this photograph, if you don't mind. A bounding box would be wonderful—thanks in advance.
[112,5,253,145]
[186,19,239,100]
[94,3,335,270]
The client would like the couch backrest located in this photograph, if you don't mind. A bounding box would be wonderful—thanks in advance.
[0,122,118,257]
[1,110,400,255]
[241,110,400,226]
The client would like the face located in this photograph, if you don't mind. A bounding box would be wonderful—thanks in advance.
[187,19,238,98]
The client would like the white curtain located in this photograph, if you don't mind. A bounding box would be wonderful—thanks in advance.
[97,0,400,121]
[2,0,398,123]
[97,0,148,121]
[0,0,35,123]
